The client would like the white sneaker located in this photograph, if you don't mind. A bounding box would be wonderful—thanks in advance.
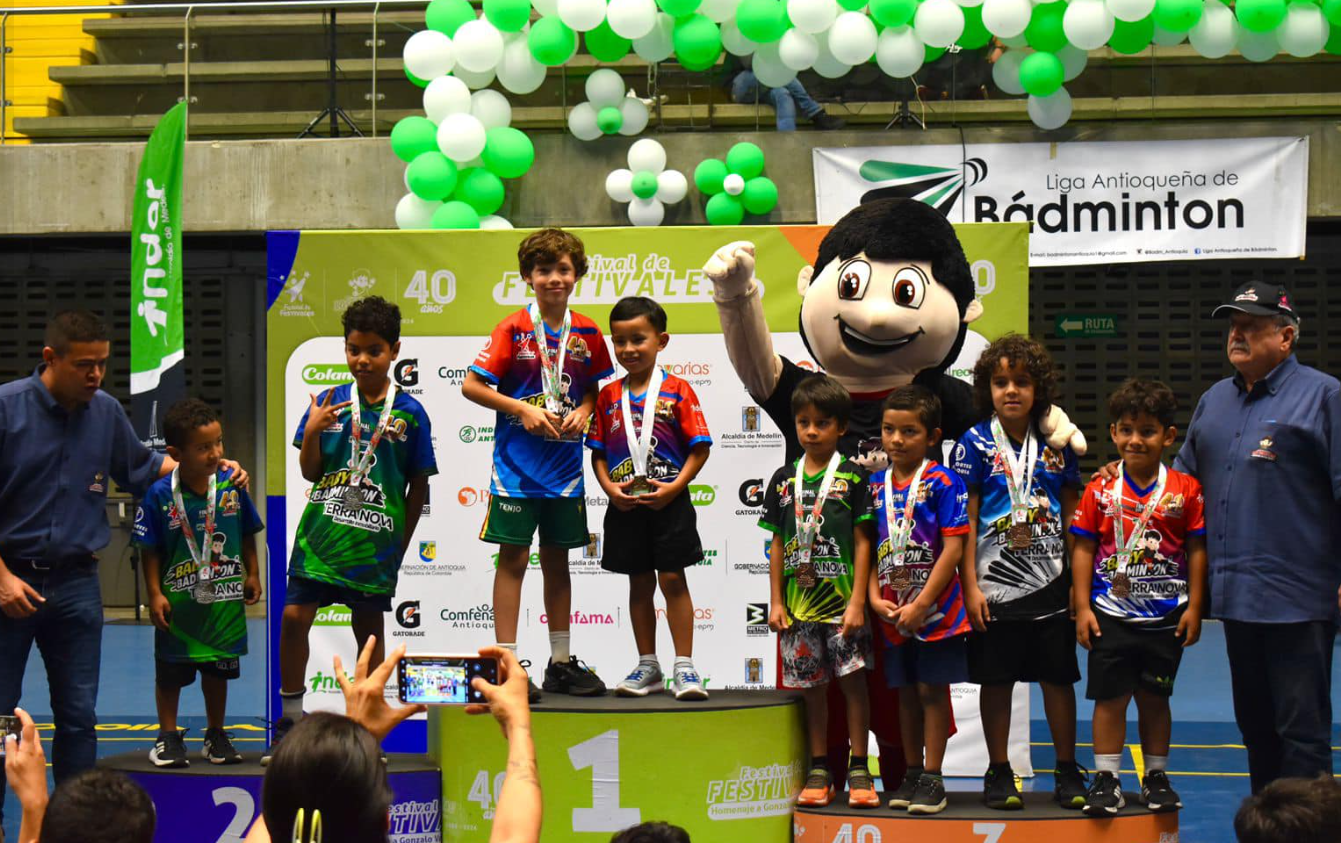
[614,662,664,696]
[672,665,709,701]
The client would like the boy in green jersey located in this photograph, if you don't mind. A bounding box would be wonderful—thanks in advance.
[134,398,263,767]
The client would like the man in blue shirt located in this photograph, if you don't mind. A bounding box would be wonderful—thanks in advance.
[1173,282,1341,793]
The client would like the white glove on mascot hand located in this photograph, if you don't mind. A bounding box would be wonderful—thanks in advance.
[703,241,756,300]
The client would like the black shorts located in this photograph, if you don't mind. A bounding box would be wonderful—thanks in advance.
[156,657,240,689]
[967,613,1080,686]
[1086,608,1185,700]
[600,490,703,575]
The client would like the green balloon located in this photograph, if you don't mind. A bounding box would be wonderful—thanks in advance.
[481,126,536,179]
[741,176,778,215]
[585,21,632,62]
[673,14,723,71]
[407,152,459,200]
[925,44,947,62]
[426,0,476,35]
[484,0,532,32]
[597,106,624,134]
[1327,17,1341,52]
[632,171,659,199]
[1108,16,1155,53]
[705,192,745,225]
[694,158,729,194]
[1324,0,1341,25]
[1024,2,1068,52]
[405,66,430,88]
[391,116,439,162]
[1018,51,1064,96]
[657,0,701,16]
[431,200,483,229]
[837,0,867,9]
[870,0,917,27]
[736,0,788,43]
[726,142,766,179]
[1153,0,1203,32]
[1236,0,1288,30]
[958,5,993,49]
[529,16,577,66]
[454,167,507,215]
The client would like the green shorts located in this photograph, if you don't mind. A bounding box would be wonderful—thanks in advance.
[479,495,589,549]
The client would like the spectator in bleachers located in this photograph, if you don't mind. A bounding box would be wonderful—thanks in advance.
[726,57,845,131]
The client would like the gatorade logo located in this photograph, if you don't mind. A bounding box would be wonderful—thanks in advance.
[302,364,351,385]
[394,358,419,387]
[395,600,421,629]
[689,485,716,506]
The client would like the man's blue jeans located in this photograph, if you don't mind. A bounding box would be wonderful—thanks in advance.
[0,564,103,824]
[731,70,822,131]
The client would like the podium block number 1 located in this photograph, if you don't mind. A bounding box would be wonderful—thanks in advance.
[568,730,641,833]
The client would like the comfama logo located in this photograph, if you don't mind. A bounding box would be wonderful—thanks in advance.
[538,610,616,625]
[858,157,989,216]
[689,484,716,506]
[442,603,494,629]
[303,364,352,386]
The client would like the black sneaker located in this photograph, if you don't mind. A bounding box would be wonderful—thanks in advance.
[886,765,924,809]
[811,111,846,130]
[519,659,543,704]
[983,765,1023,810]
[542,656,607,696]
[1141,770,1182,813]
[260,716,294,767]
[908,773,948,815]
[1083,771,1126,817]
[149,729,189,768]
[1054,759,1089,809]
[202,728,243,765]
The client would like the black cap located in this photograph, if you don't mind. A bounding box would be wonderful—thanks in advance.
[1212,282,1297,319]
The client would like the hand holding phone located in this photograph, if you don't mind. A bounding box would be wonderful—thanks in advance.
[0,715,20,757]
[398,655,500,705]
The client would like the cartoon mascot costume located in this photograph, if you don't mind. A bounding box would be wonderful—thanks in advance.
[704,198,1085,787]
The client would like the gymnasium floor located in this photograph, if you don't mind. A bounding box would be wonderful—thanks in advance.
[3,619,1338,842]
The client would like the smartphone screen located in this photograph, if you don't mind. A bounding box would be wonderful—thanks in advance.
[398,655,498,705]
[0,715,19,757]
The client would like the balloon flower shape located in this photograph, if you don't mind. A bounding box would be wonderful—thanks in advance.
[604,139,689,226]
[568,68,652,140]
[693,142,778,225]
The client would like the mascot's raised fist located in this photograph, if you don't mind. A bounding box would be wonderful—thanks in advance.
[703,241,756,299]
[1039,404,1088,456]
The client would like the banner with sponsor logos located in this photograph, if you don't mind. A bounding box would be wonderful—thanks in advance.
[814,136,1308,267]
[265,224,1029,777]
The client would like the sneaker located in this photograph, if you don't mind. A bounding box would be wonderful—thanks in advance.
[886,766,924,809]
[672,666,709,701]
[1054,759,1090,809]
[983,765,1023,810]
[615,663,664,697]
[149,729,189,768]
[202,728,243,765]
[811,111,847,130]
[260,717,294,767]
[847,766,879,809]
[1141,770,1182,813]
[519,659,542,704]
[542,656,607,696]
[1083,771,1126,817]
[797,766,835,808]
[908,773,949,815]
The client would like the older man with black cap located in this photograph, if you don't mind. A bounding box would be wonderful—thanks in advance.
[1172,281,1341,793]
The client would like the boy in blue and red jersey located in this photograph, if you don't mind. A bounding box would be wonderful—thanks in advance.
[587,297,713,701]
[463,228,615,700]
[867,386,969,815]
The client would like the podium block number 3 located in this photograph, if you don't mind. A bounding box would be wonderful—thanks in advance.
[211,787,257,843]
[568,730,641,833]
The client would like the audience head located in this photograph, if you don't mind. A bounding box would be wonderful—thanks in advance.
[1235,775,1341,843]
[39,769,155,843]
[610,821,692,843]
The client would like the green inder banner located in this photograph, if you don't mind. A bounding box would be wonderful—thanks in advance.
[130,101,187,449]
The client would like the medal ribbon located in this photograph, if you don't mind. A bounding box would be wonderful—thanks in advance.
[620,366,664,480]
[528,303,571,416]
[348,381,399,497]
[885,459,929,578]
[171,466,218,577]
[1111,463,1167,579]
[793,451,843,570]
[990,416,1037,526]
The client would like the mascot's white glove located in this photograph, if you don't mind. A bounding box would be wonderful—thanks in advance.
[1039,405,1088,457]
[703,241,756,300]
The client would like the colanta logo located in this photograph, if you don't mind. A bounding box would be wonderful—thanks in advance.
[394,358,420,388]
[314,604,352,626]
[395,600,422,629]
[303,364,352,385]
[688,485,716,506]
[858,157,989,215]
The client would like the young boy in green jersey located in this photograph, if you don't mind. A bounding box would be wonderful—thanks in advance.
[271,296,437,760]
[134,398,263,767]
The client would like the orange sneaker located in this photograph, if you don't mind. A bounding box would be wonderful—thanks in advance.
[848,767,880,809]
[797,766,835,808]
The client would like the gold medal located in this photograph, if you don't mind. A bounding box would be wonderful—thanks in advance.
[1009,522,1032,550]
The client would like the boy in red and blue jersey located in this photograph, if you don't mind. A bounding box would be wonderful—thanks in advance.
[463,228,615,700]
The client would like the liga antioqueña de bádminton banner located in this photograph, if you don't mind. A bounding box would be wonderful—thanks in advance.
[130,101,187,450]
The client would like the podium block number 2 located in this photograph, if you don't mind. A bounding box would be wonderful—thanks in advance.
[211,787,257,843]
[568,730,641,833]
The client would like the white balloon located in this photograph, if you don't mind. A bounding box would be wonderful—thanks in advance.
[437,112,488,161]
[533,0,559,15]
[480,215,515,229]
[453,64,497,89]
[404,164,413,192]
[876,25,925,78]
[395,193,442,229]
[633,13,676,61]
[1236,24,1279,61]
[1062,0,1115,50]
[627,138,667,174]
[1152,24,1187,45]
[470,89,513,129]
[1188,0,1237,58]
[1027,87,1072,130]
[404,30,456,80]
[1278,2,1328,57]
[829,11,878,64]
[628,197,665,226]
[607,0,659,39]
[722,18,762,55]
[1056,43,1088,80]
[568,102,603,140]
[955,0,984,7]
[606,168,636,202]
[586,68,627,108]
[424,75,472,122]
[617,96,651,135]
[701,0,739,21]
[751,40,799,86]
[655,169,689,204]
[779,28,820,69]
[914,0,965,48]
[1106,0,1155,22]
[723,173,745,195]
[812,29,854,77]
[991,47,1031,95]
[497,36,547,94]
[981,0,1032,37]
[788,0,840,33]
[558,0,607,31]
[453,19,505,72]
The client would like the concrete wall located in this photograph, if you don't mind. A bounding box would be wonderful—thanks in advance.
[1,119,1337,234]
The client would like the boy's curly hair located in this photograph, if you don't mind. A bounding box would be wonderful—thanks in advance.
[1107,378,1178,428]
[972,333,1058,423]
[518,228,588,279]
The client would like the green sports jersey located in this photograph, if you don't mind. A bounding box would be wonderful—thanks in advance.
[133,468,263,663]
[759,456,872,624]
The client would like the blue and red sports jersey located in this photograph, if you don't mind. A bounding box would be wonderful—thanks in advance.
[869,462,971,644]
[586,371,712,484]
[1071,467,1206,627]
[470,308,615,498]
